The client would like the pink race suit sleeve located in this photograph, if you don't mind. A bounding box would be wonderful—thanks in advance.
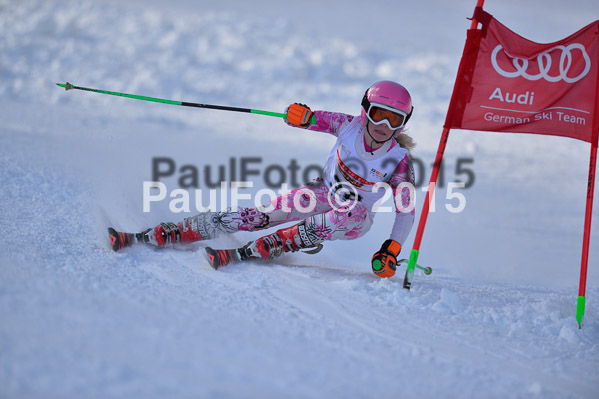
[387,153,416,246]
[306,111,355,137]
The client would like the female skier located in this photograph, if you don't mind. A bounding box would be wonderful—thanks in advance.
[109,80,416,278]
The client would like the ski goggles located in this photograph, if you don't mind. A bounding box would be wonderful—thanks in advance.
[365,103,409,130]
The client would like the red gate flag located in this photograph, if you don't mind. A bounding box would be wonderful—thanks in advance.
[445,7,599,144]
[405,2,599,329]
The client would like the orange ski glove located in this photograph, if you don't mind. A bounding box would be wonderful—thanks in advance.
[286,103,313,128]
[371,239,402,278]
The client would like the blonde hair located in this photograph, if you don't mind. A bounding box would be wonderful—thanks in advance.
[395,130,416,152]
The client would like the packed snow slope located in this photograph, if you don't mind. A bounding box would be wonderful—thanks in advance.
[1,0,599,398]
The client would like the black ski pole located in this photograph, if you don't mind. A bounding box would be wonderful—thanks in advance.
[56,82,316,123]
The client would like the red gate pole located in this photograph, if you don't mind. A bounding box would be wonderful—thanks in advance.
[403,0,486,289]
[577,137,598,328]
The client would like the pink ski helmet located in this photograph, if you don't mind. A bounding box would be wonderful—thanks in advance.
[361,81,413,132]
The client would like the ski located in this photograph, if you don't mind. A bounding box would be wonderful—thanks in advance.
[204,247,242,270]
[109,225,428,279]
[107,227,149,251]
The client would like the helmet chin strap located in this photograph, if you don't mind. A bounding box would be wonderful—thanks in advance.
[365,124,399,154]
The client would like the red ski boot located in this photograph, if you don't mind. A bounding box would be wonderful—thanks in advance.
[205,221,323,269]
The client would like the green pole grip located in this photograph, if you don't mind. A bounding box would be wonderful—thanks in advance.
[257,109,317,125]
[251,109,287,118]
[251,109,316,124]
[576,296,586,329]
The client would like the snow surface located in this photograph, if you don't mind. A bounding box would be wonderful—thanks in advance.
[1,0,599,397]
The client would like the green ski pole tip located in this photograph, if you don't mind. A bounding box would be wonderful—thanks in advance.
[56,82,72,90]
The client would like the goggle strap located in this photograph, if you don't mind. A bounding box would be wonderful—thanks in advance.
[361,92,370,112]
[405,106,414,124]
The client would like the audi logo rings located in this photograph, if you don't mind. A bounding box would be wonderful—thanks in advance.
[491,43,591,83]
